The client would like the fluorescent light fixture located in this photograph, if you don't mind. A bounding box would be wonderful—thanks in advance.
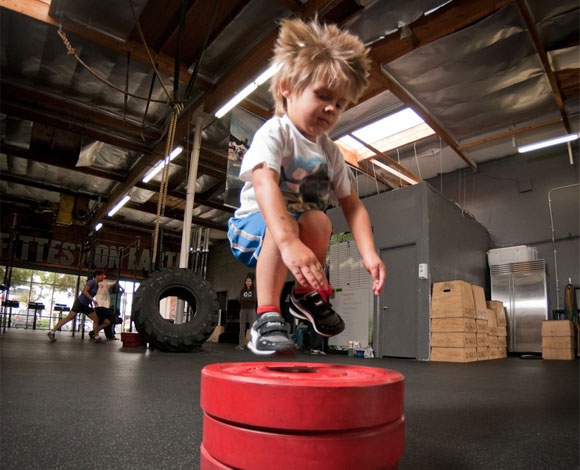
[94,222,103,232]
[518,134,579,153]
[425,0,453,16]
[107,195,131,217]
[370,158,418,185]
[215,64,281,119]
[142,146,183,183]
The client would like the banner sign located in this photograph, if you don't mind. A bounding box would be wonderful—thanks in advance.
[224,108,264,208]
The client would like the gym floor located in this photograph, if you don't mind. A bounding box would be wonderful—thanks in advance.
[1,329,578,470]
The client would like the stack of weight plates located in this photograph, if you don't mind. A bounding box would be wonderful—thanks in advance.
[200,362,405,469]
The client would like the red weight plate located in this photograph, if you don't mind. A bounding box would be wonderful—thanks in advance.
[200,443,232,470]
[202,412,404,470]
[201,362,404,431]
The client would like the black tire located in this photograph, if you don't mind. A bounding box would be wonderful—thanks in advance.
[132,268,218,352]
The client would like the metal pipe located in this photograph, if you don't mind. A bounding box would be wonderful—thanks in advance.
[176,115,203,324]
[547,182,580,310]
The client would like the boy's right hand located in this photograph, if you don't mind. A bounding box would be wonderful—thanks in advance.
[280,240,328,291]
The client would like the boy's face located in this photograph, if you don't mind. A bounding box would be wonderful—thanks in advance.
[282,79,348,142]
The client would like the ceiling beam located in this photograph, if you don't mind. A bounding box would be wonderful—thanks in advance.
[1,81,160,153]
[515,0,571,133]
[1,0,210,87]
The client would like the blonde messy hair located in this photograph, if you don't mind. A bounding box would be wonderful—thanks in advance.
[269,17,370,116]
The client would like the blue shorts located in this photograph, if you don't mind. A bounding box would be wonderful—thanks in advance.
[227,213,266,268]
[228,212,301,267]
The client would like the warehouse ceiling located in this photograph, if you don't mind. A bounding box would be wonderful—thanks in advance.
[1,0,579,244]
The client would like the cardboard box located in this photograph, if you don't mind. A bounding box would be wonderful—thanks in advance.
[431,281,476,318]
[430,347,477,362]
[542,348,576,360]
[489,347,500,359]
[472,285,489,320]
[541,320,574,337]
[487,300,507,326]
[431,318,477,332]
[431,332,477,347]
[489,335,499,348]
[497,326,508,337]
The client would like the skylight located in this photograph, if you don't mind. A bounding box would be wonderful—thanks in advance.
[336,108,435,161]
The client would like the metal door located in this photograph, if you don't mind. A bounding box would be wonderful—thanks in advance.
[378,244,418,358]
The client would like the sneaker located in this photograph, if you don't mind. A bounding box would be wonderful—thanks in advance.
[89,331,95,341]
[289,290,345,337]
[47,331,56,343]
[246,312,296,357]
[235,345,245,351]
[93,336,105,343]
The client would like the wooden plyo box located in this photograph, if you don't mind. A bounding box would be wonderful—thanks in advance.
[431,281,476,318]
[430,347,477,362]
[431,332,476,348]
[541,320,576,360]
[477,347,490,361]
[472,285,489,320]
[487,307,498,335]
[431,318,476,332]
[542,348,576,360]
[541,320,574,336]
[487,300,507,326]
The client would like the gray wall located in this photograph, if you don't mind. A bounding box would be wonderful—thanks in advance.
[429,145,580,315]
[328,183,491,359]
[427,188,492,289]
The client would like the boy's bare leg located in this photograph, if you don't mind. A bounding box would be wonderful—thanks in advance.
[256,229,288,309]
[248,229,296,356]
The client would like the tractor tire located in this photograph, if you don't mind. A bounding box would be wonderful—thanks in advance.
[132,268,218,352]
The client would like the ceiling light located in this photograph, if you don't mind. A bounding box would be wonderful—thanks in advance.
[94,222,103,232]
[107,195,131,217]
[518,134,579,153]
[215,64,281,119]
[142,146,184,183]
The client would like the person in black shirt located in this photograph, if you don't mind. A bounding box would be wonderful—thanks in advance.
[236,276,257,350]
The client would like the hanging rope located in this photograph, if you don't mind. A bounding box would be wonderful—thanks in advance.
[151,103,184,264]
[57,26,169,104]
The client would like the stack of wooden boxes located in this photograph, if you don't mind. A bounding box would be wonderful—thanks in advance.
[487,300,508,358]
[472,285,489,360]
[430,280,477,362]
[541,320,576,360]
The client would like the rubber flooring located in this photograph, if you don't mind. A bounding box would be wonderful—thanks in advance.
[1,329,578,469]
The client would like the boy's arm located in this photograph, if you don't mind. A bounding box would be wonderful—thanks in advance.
[252,164,328,290]
[339,188,386,296]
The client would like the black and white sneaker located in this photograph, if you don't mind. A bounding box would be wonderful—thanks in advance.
[289,290,345,338]
[247,312,296,357]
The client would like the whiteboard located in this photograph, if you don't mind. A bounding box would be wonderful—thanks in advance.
[328,288,373,349]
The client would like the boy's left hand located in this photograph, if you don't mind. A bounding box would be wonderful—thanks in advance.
[363,254,386,296]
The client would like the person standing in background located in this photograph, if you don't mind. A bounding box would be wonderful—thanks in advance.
[47,270,106,343]
[236,275,257,350]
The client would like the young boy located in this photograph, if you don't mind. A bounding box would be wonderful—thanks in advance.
[227,17,386,356]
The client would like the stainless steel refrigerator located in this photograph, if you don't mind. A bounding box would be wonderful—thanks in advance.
[490,260,548,353]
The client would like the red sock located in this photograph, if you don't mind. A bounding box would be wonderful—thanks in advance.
[257,306,281,315]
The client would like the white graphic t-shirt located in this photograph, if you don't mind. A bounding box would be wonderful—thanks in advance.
[234,114,352,218]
